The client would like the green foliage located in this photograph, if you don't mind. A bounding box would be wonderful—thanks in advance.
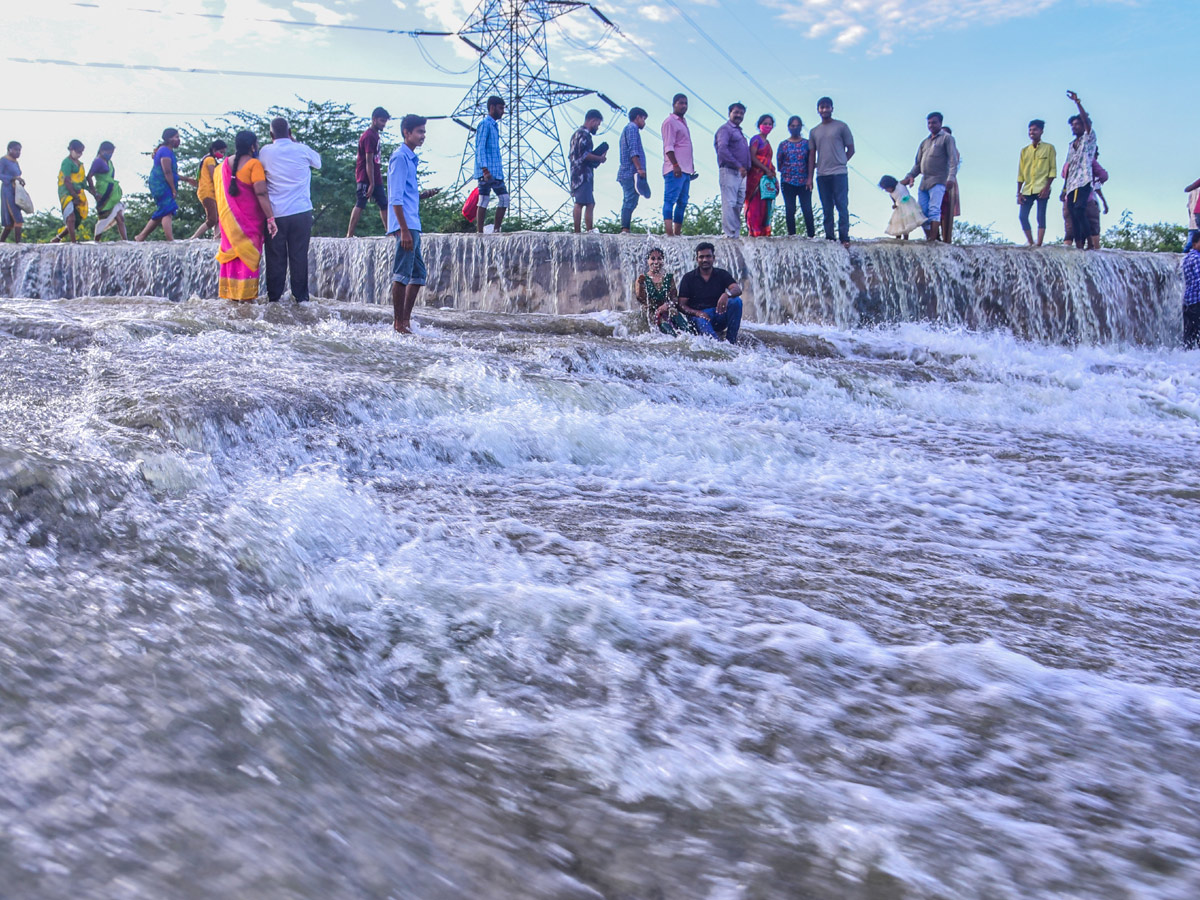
[951,220,1010,246]
[1101,209,1186,253]
[19,209,86,243]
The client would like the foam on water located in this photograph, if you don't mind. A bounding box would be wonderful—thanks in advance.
[1,296,1199,899]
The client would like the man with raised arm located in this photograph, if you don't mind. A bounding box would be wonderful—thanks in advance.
[677,241,744,344]
[1062,90,1098,250]
[901,111,957,243]
[807,96,855,248]
[474,96,509,234]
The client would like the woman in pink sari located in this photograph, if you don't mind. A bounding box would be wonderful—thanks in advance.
[214,130,276,301]
[745,114,776,236]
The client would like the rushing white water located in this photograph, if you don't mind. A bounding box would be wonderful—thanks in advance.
[0,235,1185,345]
[2,296,1199,899]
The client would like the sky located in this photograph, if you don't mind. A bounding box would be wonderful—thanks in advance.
[3,0,1196,242]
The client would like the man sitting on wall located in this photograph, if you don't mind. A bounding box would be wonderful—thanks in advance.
[677,241,744,343]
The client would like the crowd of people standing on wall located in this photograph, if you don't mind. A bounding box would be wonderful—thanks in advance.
[2,88,1199,344]
[0,89,1163,253]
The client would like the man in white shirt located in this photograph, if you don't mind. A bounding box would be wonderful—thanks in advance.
[259,118,322,302]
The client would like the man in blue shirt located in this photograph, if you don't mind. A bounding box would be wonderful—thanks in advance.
[1184,231,1200,349]
[389,115,441,334]
[474,96,508,234]
[616,107,648,233]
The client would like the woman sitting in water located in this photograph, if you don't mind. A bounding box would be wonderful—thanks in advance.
[634,247,695,335]
[214,130,277,301]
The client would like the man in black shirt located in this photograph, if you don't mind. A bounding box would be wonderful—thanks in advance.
[677,241,744,343]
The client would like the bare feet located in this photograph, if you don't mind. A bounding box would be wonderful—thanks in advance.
[393,321,412,334]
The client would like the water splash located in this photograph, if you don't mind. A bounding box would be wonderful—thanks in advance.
[0,234,1184,345]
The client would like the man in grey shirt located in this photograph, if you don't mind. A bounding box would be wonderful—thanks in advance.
[806,96,855,246]
[901,111,958,242]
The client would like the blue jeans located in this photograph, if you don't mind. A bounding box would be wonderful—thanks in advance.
[662,172,690,224]
[688,296,743,344]
[918,183,946,224]
[619,177,639,229]
[816,173,850,242]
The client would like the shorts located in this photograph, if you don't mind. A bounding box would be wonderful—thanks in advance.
[477,177,510,209]
[355,181,387,210]
[572,179,595,206]
[391,229,426,285]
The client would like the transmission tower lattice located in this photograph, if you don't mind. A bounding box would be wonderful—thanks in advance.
[451,0,618,223]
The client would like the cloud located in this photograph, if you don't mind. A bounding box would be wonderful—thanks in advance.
[639,4,675,22]
[293,1,351,25]
[763,0,1072,54]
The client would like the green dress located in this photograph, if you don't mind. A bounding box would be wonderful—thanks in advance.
[641,272,696,336]
[92,158,123,215]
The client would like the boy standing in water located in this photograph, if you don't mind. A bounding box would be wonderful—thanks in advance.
[1183,231,1200,350]
[387,114,440,334]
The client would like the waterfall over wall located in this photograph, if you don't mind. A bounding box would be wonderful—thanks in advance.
[0,234,1183,345]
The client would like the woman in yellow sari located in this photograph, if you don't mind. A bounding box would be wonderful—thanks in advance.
[214,130,277,301]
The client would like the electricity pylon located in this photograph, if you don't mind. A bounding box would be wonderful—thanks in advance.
[451,0,619,223]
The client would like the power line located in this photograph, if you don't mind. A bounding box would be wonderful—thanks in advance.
[8,58,467,89]
[658,0,789,113]
[69,2,454,38]
[0,107,223,116]
[409,35,477,76]
[604,28,723,120]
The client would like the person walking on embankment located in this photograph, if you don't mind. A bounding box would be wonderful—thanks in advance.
[347,107,389,238]
[0,141,25,243]
[1183,231,1200,350]
[87,141,126,241]
[474,96,509,234]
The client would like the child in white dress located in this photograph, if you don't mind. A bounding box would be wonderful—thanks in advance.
[879,175,926,238]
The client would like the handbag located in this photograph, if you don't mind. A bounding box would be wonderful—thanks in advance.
[14,182,34,214]
[759,174,778,201]
[461,187,479,223]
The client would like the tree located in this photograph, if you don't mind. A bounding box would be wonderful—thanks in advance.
[1101,209,1186,253]
[951,220,1010,246]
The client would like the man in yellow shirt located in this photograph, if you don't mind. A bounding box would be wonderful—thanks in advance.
[1017,119,1056,247]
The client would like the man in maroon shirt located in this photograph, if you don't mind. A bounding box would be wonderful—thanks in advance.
[347,107,390,237]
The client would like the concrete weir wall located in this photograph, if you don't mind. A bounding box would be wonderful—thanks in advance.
[0,233,1184,345]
